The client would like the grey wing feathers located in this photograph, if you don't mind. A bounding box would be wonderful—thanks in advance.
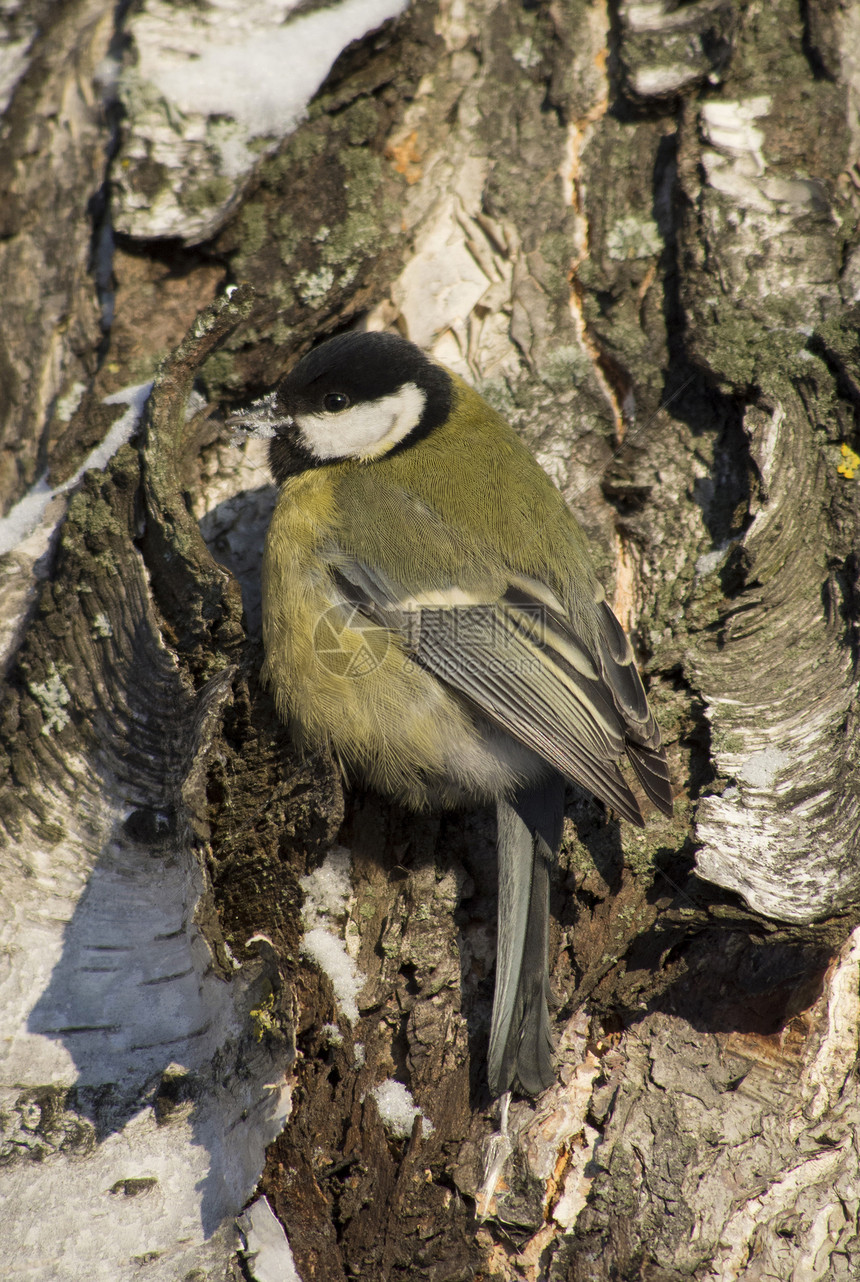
[329,558,672,824]
[593,600,673,817]
[418,606,647,824]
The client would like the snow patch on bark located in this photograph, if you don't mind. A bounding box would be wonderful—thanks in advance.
[0,383,154,679]
[369,1079,433,1138]
[0,383,152,560]
[114,0,409,243]
[300,846,365,1024]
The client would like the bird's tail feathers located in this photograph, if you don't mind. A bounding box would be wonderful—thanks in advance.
[488,776,565,1097]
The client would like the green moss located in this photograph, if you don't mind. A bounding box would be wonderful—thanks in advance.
[713,729,745,755]
[72,493,123,541]
[271,128,325,175]
[321,148,393,264]
[345,146,386,201]
[560,826,599,877]
[695,287,839,396]
[184,174,234,216]
[815,315,860,372]
[540,230,575,276]
[280,146,395,301]
[540,345,592,391]
[27,663,71,736]
[201,350,243,393]
[346,98,380,146]
[272,275,299,312]
[478,378,517,418]
[270,318,294,345]
[110,1177,158,1197]
[240,203,268,257]
[606,215,663,262]
[94,550,119,574]
[276,210,300,255]
[91,612,113,639]
[295,265,336,306]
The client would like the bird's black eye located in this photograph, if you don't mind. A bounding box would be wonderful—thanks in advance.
[323,392,350,413]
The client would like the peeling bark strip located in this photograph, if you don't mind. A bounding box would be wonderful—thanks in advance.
[671,10,860,923]
[2,0,860,1277]
[0,0,113,510]
[694,398,860,922]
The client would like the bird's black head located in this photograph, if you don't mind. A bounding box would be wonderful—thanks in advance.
[233,331,453,486]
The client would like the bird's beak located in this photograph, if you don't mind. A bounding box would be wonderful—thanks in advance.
[225,392,295,440]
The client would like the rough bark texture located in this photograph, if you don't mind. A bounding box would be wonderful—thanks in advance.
[2,0,860,1279]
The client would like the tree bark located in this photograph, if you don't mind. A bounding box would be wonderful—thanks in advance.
[2,0,860,1278]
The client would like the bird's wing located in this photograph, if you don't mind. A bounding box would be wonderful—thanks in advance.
[327,556,672,825]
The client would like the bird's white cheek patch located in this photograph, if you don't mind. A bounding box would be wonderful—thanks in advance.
[295,382,426,460]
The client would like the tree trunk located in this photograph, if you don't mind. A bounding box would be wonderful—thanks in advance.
[2,0,860,1278]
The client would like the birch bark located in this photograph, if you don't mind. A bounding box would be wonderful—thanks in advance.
[2,1,859,1278]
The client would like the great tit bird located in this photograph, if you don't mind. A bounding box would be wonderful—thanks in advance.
[238,330,672,1098]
